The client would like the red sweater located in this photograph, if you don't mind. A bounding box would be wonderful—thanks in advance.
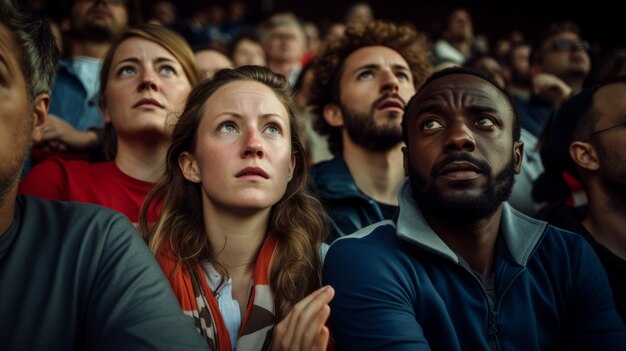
[19,158,154,223]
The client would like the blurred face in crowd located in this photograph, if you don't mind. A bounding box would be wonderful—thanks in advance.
[447,9,473,41]
[195,49,233,80]
[264,24,305,64]
[70,0,128,41]
[233,39,266,67]
[539,31,590,79]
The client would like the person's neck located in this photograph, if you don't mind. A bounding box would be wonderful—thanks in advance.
[0,188,17,238]
[448,38,472,58]
[343,140,405,205]
[425,206,503,276]
[561,76,584,95]
[115,137,169,183]
[203,203,270,273]
[583,183,626,260]
[69,39,111,59]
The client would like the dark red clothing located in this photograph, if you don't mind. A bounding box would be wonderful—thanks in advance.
[18,158,154,223]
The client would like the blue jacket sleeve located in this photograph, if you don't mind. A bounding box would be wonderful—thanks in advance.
[323,236,431,350]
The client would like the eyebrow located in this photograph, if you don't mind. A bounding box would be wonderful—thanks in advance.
[114,57,179,66]
[350,63,410,74]
[215,112,286,120]
[413,102,502,117]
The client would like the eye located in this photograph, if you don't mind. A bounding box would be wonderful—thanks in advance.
[395,71,411,81]
[117,65,136,77]
[160,65,176,76]
[218,122,238,133]
[422,119,444,130]
[475,116,496,127]
[357,70,374,80]
[264,124,281,135]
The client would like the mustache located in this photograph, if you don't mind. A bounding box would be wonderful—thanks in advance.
[371,93,407,110]
[431,153,491,176]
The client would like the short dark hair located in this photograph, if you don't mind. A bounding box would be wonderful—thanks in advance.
[309,20,431,156]
[402,67,521,145]
[0,0,59,99]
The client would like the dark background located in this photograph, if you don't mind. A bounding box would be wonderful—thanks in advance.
[45,0,622,55]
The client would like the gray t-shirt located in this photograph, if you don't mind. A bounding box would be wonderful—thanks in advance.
[0,195,209,350]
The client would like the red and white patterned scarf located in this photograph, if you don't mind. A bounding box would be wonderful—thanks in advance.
[158,235,277,350]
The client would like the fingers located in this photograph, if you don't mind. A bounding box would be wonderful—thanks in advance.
[311,325,330,351]
[273,285,334,351]
[299,302,331,350]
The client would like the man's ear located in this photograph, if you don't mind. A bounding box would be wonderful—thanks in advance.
[179,151,202,183]
[31,93,50,143]
[402,146,409,177]
[570,141,599,172]
[322,103,344,127]
[513,140,524,174]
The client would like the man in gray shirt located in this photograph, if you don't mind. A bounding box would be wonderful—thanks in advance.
[0,1,209,350]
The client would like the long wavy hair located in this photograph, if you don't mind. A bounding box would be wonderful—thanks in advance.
[140,65,327,320]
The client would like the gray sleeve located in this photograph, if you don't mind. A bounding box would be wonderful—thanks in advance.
[84,214,210,351]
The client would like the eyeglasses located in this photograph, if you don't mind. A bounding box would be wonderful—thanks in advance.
[589,120,626,138]
[548,39,590,53]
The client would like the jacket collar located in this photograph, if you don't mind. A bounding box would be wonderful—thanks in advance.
[310,156,365,200]
[396,180,547,267]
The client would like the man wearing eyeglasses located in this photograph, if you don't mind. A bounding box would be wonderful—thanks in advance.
[539,77,626,324]
[27,0,135,170]
[515,21,591,138]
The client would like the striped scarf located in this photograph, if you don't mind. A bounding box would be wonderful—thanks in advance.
[158,235,277,350]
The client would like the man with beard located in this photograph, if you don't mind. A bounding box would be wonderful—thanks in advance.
[539,78,626,323]
[323,67,626,350]
[31,0,134,165]
[308,20,431,241]
[0,2,208,350]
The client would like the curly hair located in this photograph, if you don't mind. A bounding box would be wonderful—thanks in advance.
[308,20,431,155]
[140,66,327,321]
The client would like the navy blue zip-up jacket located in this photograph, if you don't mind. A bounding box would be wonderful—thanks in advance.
[323,181,626,350]
[310,156,389,242]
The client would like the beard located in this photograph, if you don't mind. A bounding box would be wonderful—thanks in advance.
[0,117,32,204]
[341,93,404,152]
[409,153,516,224]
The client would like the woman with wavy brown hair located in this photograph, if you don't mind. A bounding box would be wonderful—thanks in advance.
[140,66,333,351]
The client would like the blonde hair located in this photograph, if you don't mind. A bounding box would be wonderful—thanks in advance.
[140,66,327,320]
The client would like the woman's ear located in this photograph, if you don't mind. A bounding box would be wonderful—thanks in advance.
[179,151,201,183]
[569,141,600,172]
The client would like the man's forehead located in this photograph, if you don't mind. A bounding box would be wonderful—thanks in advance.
[344,46,409,69]
[0,23,18,68]
[414,74,506,107]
